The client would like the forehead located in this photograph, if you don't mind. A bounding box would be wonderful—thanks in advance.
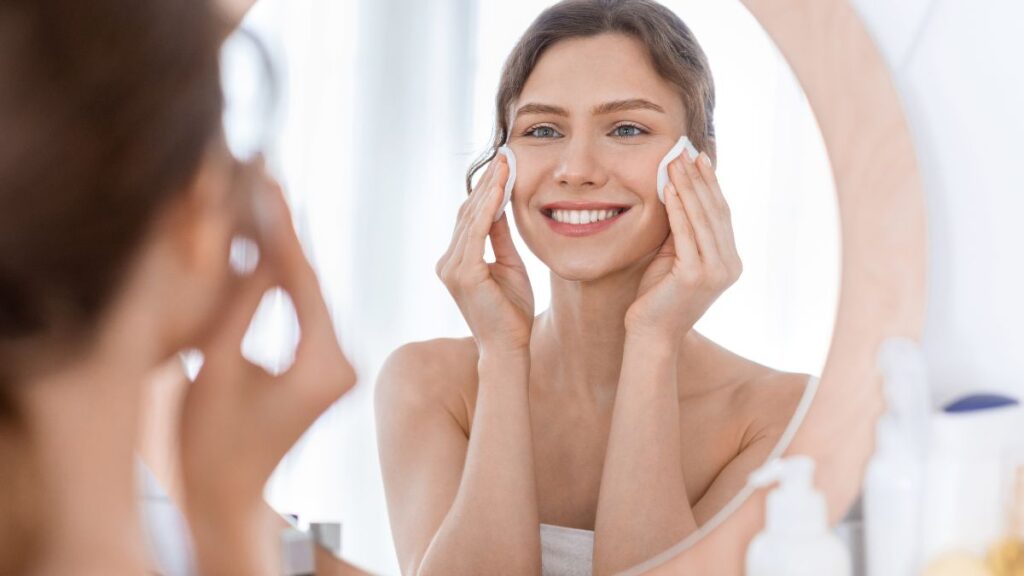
[517,33,684,117]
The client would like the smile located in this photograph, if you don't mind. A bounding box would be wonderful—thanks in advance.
[541,203,631,237]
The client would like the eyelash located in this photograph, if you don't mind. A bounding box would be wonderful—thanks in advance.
[522,124,562,139]
[610,123,648,138]
[520,122,650,139]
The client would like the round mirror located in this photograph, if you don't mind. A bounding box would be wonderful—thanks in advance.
[224,1,842,573]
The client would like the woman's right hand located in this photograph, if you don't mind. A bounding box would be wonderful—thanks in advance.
[179,175,356,574]
[436,153,534,354]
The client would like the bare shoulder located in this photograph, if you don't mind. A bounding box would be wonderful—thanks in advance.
[732,368,813,443]
[374,337,480,430]
[690,335,811,443]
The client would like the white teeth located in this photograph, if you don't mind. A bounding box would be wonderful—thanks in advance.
[550,208,623,224]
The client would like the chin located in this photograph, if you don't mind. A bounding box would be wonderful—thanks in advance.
[538,249,637,283]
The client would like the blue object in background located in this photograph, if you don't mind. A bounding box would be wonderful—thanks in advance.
[943,393,1019,413]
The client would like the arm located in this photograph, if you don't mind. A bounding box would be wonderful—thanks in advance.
[594,151,742,575]
[376,346,540,576]
[594,336,695,575]
[377,153,541,575]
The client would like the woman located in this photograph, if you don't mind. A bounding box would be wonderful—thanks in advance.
[0,0,357,573]
[376,1,809,575]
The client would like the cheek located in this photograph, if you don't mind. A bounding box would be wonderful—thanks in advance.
[608,146,662,203]
[508,148,555,207]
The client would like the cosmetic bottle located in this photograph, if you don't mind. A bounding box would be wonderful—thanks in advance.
[746,456,851,576]
[863,338,930,576]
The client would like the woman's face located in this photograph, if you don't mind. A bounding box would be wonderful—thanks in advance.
[507,33,688,282]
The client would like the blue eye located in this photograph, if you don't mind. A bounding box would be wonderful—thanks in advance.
[526,125,561,139]
[612,124,646,138]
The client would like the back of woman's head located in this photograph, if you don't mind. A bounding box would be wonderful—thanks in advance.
[0,0,222,570]
[0,0,223,352]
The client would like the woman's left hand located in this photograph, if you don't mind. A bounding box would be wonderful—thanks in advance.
[625,151,742,344]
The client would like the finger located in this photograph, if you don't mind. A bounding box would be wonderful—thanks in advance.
[490,213,526,269]
[664,182,699,264]
[460,180,505,268]
[670,159,721,262]
[473,151,501,196]
[446,154,505,261]
[438,197,472,273]
[441,192,486,279]
[680,154,734,255]
[449,155,508,265]
[694,152,727,212]
[256,181,348,389]
[694,152,740,262]
[477,158,509,223]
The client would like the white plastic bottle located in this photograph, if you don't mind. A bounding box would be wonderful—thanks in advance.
[864,338,930,576]
[745,456,852,576]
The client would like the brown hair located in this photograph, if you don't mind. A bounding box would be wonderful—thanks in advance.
[467,0,717,192]
[0,0,224,569]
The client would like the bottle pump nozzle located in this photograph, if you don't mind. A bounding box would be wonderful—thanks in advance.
[749,456,828,534]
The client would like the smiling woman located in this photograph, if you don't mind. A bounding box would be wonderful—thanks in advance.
[374,1,817,575]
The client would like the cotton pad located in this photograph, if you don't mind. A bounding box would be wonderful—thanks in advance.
[656,136,699,203]
[495,145,516,221]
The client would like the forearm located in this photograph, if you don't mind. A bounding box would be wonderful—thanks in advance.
[594,334,696,575]
[418,350,541,576]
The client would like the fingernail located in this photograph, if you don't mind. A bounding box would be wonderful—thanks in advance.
[701,153,712,168]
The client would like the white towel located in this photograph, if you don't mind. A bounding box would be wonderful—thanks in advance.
[541,523,594,576]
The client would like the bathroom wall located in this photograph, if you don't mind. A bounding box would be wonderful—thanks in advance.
[849,0,1024,406]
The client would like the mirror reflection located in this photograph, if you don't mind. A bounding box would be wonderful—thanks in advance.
[230,0,838,573]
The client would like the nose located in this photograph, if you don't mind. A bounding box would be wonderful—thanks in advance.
[552,137,609,191]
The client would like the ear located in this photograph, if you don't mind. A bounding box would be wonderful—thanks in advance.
[160,145,239,283]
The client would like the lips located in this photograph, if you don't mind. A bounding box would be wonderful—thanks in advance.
[540,202,632,237]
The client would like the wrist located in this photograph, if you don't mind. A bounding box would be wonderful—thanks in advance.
[185,497,277,576]
[477,347,530,384]
[477,342,531,365]
[624,329,683,358]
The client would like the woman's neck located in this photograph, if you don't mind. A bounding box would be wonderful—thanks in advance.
[21,304,167,574]
[535,259,652,402]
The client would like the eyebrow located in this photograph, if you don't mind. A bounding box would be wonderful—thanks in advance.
[515,103,570,118]
[592,98,666,115]
[514,98,665,120]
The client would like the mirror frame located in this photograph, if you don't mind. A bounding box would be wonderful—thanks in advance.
[626,0,927,573]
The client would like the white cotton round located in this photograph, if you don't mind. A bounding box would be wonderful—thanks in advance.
[496,145,517,221]
[656,136,699,204]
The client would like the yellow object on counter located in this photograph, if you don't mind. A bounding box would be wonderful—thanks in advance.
[988,539,1024,576]
[923,552,994,576]
[986,464,1024,575]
